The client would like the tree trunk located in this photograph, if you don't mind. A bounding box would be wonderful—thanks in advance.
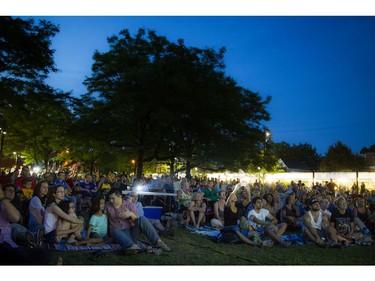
[136,149,143,179]
[185,160,191,180]
[90,158,95,175]
[169,157,175,177]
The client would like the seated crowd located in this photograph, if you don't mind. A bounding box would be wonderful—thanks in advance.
[1,167,375,264]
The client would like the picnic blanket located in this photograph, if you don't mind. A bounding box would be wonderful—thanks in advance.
[184,225,373,246]
[48,243,122,251]
[48,239,164,254]
[185,225,304,245]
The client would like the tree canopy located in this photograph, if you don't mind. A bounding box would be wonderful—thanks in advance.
[82,28,271,178]
[320,141,365,172]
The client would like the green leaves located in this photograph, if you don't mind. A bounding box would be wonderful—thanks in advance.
[82,28,271,177]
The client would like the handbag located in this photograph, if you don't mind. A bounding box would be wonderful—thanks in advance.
[216,226,242,244]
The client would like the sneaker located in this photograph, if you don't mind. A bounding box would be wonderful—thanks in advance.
[156,240,171,252]
[261,240,274,247]
[126,244,141,255]
[280,241,291,248]
[35,227,45,247]
[25,231,36,248]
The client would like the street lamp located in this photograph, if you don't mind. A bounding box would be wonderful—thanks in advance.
[264,129,271,151]
[131,159,136,175]
[13,152,18,168]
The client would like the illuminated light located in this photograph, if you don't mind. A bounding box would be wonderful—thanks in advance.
[33,166,41,174]
[135,185,144,191]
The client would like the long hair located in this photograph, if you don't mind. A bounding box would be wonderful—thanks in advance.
[32,180,48,206]
[46,185,64,207]
[90,195,105,216]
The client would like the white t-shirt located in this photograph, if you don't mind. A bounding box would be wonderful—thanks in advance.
[248,208,270,230]
[29,196,45,219]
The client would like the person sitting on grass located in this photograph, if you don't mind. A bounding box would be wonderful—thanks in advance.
[353,196,374,237]
[106,188,170,254]
[188,192,206,228]
[281,192,302,231]
[302,197,340,247]
[56,200,85,245]
[248,196,290,247]
[210,190,226,228]
[0,187,52,265]
[2,184,44,248]
[330,196,364,245]
[223,185,260,247]
[176,181,192,225]
[28,180,48,234]
[78,195,108,246]
[43,185,84,244]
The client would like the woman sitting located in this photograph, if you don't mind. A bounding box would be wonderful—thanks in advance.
[188,192,206,228]
[43,185,84,244]
[281,192,302,231]
[210,190,226,228]
[223,185,261,247]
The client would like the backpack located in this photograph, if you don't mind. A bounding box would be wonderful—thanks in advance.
[215,226,242,244]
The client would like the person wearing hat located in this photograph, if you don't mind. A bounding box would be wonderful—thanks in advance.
[302,197,339,247]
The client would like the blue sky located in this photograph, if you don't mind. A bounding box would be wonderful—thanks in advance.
[17,16,375,155]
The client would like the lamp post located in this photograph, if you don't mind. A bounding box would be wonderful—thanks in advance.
[261,129,271,184]
[13,152,18,168]
[131,159,136,175]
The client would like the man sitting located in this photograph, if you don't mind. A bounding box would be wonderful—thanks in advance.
[106,188,170,253]
[248,196,290,247]
[302,197,340,247]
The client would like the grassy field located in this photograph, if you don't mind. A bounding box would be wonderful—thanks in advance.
[51,226,375,266]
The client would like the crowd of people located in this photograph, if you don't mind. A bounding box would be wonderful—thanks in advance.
[1,167,375,264]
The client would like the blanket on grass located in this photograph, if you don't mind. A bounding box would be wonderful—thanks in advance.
[48,239,161,252]
[48,243,122,251]
[185,225,373,246]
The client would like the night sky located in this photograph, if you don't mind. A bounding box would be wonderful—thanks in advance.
[8,2,375,156]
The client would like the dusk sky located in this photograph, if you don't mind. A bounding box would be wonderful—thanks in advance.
[9,2,375,156]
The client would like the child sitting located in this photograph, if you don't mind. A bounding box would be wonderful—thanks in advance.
[77,196,108,246]
[56,200,84,244]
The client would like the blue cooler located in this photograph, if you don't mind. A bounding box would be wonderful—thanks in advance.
[143,206,163,219]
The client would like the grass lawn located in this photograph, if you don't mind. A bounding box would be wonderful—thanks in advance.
[51,226,375,265]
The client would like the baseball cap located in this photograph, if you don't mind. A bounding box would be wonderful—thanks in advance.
[309,197,319,205]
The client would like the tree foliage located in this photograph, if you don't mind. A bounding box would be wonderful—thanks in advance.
[0,17,74,170]
[82,28,271,178]
[273,141,321,171]
[320,141,365,172]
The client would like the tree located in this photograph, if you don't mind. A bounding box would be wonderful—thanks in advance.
[273,142,321,171]
[320,141,365,171]
[83,28,271,178]
[3,85,76,171]
[360,144,375,154]
[0,16,59,110]
[0,17,65,170]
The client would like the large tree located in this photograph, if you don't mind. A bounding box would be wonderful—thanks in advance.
[82,28,271,178]
[320,141,365,172]
[0,17,77,171]
[0,16,59,107]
